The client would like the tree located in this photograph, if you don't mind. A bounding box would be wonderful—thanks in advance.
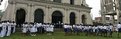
[0,10,4,20]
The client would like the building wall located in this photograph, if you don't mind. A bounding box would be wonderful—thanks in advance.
[1,0,93,24]
[50,0,85,6]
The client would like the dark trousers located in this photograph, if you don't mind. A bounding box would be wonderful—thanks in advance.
[0,27,2,33]
[11,27,14,33]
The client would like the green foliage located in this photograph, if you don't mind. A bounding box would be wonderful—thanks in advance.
[0,10,4,16]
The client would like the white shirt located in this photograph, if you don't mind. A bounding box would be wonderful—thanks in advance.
[22,24,28,33]
[0,24,2,27]
[68,25,72,29]
[103,26,107,29]
[30,25,37,32]
[64,25,68,28]
[48,25,54,32]
[78,26,82,29]
[84,26,89,30]
[46,25,49,31]
[117,24,121,28]
[99,26,103,29]
[73,25,76,28]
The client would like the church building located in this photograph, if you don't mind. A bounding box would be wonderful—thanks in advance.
[1,0,93,25]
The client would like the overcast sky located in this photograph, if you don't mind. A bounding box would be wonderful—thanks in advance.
[86,0,101,19]
[0,0,101,20]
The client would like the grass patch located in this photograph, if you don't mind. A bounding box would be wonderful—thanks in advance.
[0,31,121,39]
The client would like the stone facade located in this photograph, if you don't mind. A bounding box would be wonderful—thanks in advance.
[1,0,93,25]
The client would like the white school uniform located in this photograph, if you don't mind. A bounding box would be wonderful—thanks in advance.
[99,26,103,29]
[30,25,37,33]
[13,23,16,33]
[0,24,2,37]
[73,25,76,28]
[1,23,7,37]
[36,23,40,28]
[68,25,72,29]
[77,26,82,30]
[117,24,121,29]
[34,25,37,32]
[43,24,47,30]
[22,24,27,33]
[48,25,54,32]
[103,26,107,30]
[6,22,11,36]
[28,24,32,32]
[45,25,49,32]
[92,26,96,32]
[117,24,121,31]
[84,26,89,30]
[64,25,68,28]
[110,25,113,31]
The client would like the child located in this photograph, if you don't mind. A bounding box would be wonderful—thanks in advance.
[64,24,68,36]
[0,22,2,37]
[117,22,121,37]
[6,22,11,36]
[22,23,28,36]
[1,21,7,37]
[30,23,37,36]
[47,24,54,35]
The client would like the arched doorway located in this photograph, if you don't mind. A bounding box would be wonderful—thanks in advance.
[82,15,86,25]
[70,12,76,25]
[16,8,26,26]
[52,11,63,28]
[34,9,44,23]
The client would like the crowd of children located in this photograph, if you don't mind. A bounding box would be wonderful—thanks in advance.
[63,23,121,37]
[0,21,121,37]
[0,21,16,37]
[22,23,54,36]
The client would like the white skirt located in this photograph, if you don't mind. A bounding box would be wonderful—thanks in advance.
[22,28,27,33]
[30,28,37,33]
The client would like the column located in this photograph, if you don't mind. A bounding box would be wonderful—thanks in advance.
[25,4,31,22]
[79,11,82,24]
[44,6,49,23]
[63,8,69,24]
[76,11,80,24]
[6,4,12,21]
[48,6,52,23]
[11,2,16,21]
[29,4,34,22]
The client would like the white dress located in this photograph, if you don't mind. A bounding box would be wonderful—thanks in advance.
[117,24,121,29]
[0,24,2,37]
[22,24,27,33]
[64,25,67,28]
[1,23,7,37]
[13,23,16,33]
[45,25,49,32]
[49,25,54,32]
[30,25,37,33]
[6,22,12,36]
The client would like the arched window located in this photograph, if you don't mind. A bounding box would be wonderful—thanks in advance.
[70,12,76,25]
[34,9,44,23]
[52,11,63,23]
[82,15,86,25]
[53,0,61,3]
[70,0,74,5]
[16,8,26,26]
[52,11,63,28]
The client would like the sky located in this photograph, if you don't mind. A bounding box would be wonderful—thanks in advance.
[0,0,101,20]
[86,0,101,19]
